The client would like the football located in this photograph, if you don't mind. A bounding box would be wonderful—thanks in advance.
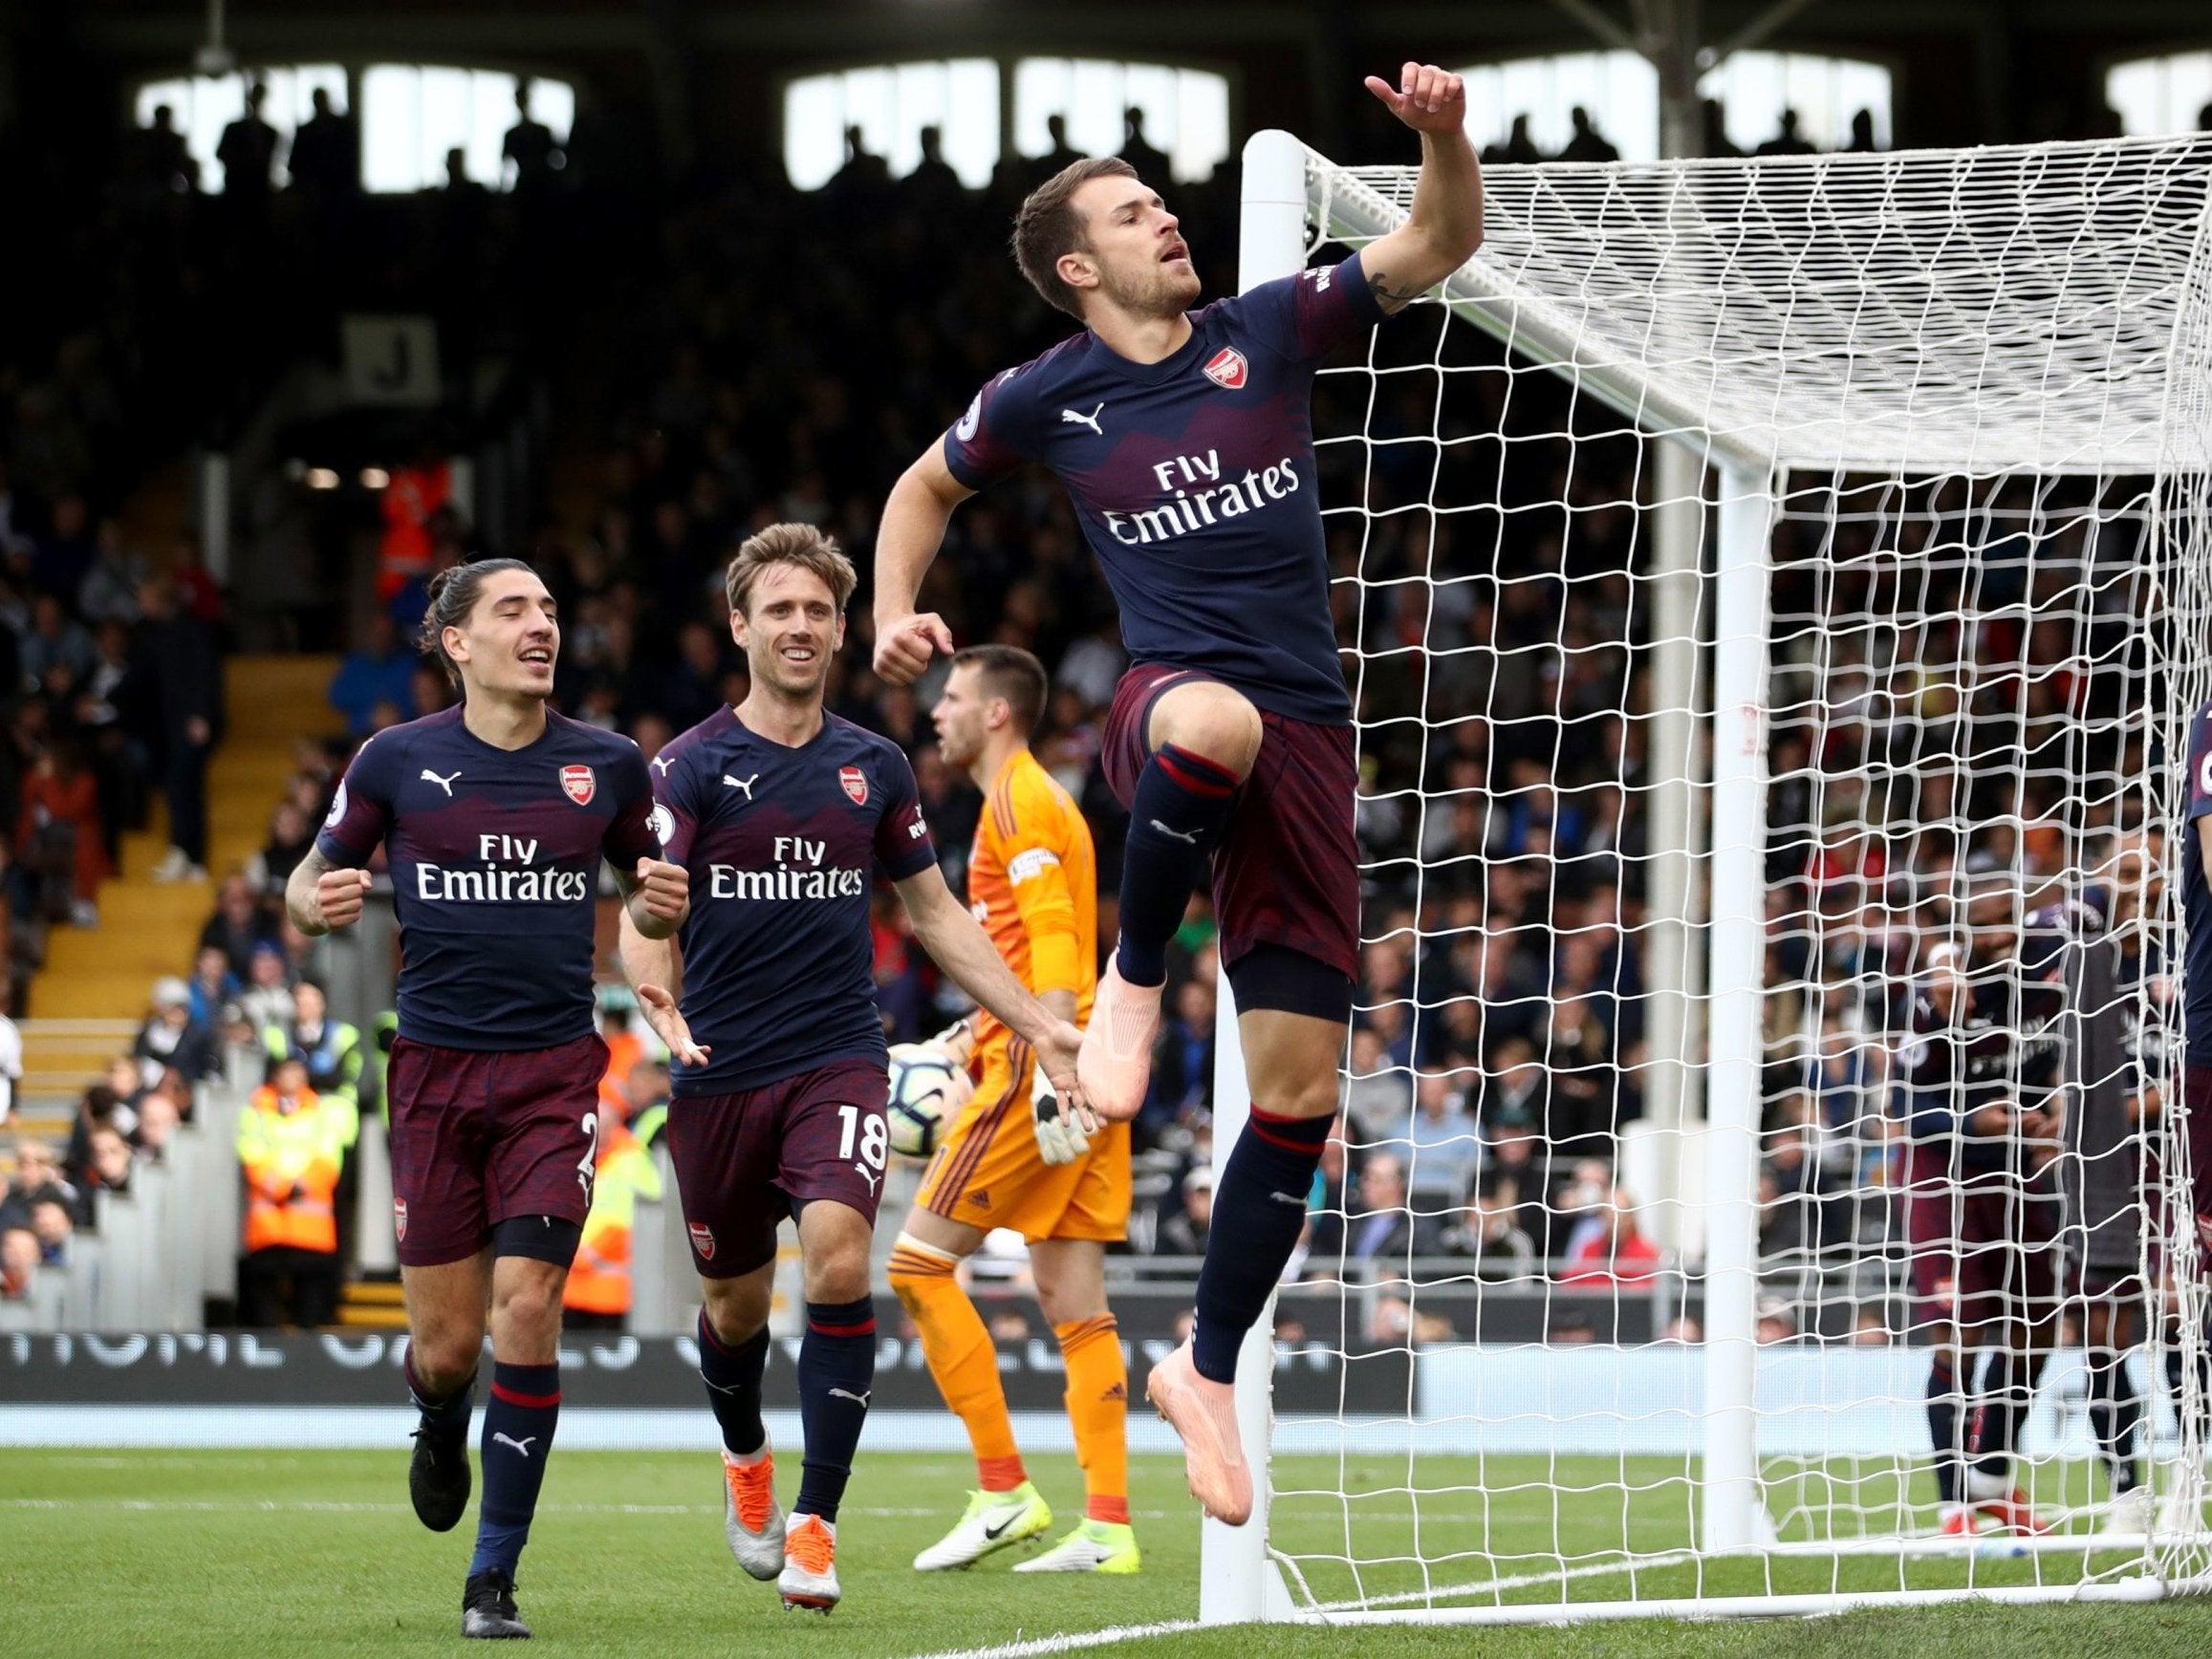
[885,1041,974,1161]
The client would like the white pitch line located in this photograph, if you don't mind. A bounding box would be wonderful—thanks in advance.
[0,1497,1178,1521]
[902,1620,1204,1659]
[1291,1548,1702,1615]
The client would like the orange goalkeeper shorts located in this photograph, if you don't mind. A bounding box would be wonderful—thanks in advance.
[915,1034,1131,1243]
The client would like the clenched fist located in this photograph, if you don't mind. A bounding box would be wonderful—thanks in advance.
[873,611,955,687]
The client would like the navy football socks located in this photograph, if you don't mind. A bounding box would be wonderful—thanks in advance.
[1969,1348,2043,1486]
[2086,1347,2143,1496]
[1116,743,1239,986]
[794,1296,877,1522]
[1924,1354,1963,1505]
[1192,1109,1334,1384]
[468,1361,560,1578]
[698,1309,770,1456]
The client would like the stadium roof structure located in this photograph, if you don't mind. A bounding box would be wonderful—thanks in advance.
[1312,133,2212,478]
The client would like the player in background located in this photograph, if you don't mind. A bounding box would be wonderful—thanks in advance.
[889,645,1137,1575]
[2035,838,2143,1533]
[620,527,1088,1614]
[872,62,1482,1525]
[289,559,689,1639]
[1898,893,2064,1540]
[2171,696,2212,1529]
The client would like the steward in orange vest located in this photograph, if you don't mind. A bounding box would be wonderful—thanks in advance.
[235,1057,346,1326]
[561,1117,661,1327]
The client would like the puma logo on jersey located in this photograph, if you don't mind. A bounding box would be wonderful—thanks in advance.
[651,753,677,776]
[723,773,758,800]
[1149,819,1202,845]
[421,768,462,796]
[492,1433,538,1457]
[855,1163,881,1196]
[1059,402,1105,436]
[828,1388,872,1408]
[1268,1190,1308,1207]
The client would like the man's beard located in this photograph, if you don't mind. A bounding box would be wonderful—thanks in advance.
[1100,261,1198,319]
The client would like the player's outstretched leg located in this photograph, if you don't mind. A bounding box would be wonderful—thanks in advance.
[464,1357,561,1637]
[698,1306,786,1580]
[891,1236,1052,1570]
[1152,1004,1341,1527]
[404,1339,476,1533]
[780,1294,877,1612]
[1016,1313,1139,1574]
[1083,693,1250,1120]
[459,1249,573,1639]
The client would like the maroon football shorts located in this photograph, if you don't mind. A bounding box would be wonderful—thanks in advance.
[385,1030,608,1268]
[2186,1066,2212,1269]
[666,1058,891,1279]
[1101,663,1359,982]
[1902,1144,2061,1331]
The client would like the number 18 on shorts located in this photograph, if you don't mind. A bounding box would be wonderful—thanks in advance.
[665,1058,894,1278]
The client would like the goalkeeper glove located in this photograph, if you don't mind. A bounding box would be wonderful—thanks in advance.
[1031,1055,1091,1166]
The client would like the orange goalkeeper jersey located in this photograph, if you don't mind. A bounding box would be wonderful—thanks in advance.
[967,748,1096,1054]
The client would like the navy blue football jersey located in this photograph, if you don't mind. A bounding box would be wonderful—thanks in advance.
[943,253,1383,726]
[2183,697,2212,1053]
[315,706,659,1051]
[1898,975,2041,1175]
[651,707,938,1095]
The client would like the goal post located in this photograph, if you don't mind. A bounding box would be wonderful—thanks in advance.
[1205,126,2212,1625]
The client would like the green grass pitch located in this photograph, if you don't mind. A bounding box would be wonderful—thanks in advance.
[3,1447,2209,1656]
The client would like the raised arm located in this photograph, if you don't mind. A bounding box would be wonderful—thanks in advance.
[1357,63,1483,313]
[872,442,973,686]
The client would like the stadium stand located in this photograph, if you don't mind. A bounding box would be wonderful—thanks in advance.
[0,56,2140,1361]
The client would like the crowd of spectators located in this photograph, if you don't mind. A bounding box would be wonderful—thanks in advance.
[2,76,2170,1348]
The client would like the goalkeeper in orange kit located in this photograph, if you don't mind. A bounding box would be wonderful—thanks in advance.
[889,645,1138,1574]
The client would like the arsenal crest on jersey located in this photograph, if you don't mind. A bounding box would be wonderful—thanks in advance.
[688,1221,716,1261]
[1203,347,1248,390]
[559,765,596,805]
[839,765,869,805]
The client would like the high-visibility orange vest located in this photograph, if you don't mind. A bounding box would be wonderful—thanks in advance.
[596,1027,644,1125]
[235,1084,344,1254]
[377,462,448,600]
[563,1123,661,1316]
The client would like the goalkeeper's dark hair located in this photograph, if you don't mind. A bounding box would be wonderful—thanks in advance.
[418,557,538,688]
[1014,156,1139,319]
[952,644,1048,738]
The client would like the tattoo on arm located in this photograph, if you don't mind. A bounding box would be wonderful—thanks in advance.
[287,847,337,933]
[609,864,640,900]
[1365,267,1429,314]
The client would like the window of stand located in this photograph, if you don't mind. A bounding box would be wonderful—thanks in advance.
[1456,50,1892,162]
[781,58,1230,190]
[134,65,346,190]
[132,66,575,193]
[2107,52,2212,136]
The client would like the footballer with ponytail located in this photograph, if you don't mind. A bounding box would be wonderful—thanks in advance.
[282,547,689,1639]
[418,556,546,695]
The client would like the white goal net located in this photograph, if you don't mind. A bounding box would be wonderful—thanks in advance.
[1207,130,2212,1625]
